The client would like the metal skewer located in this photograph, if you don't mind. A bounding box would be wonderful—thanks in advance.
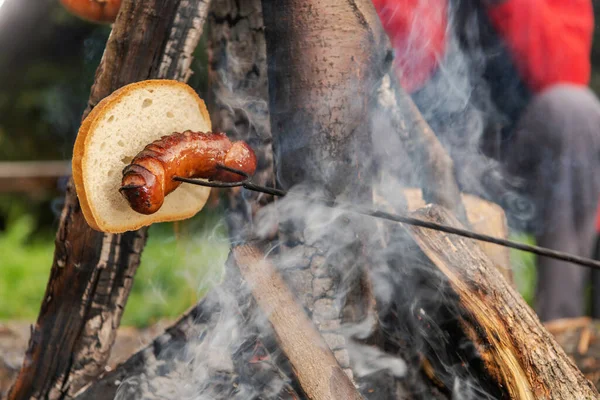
[174,165,600,271]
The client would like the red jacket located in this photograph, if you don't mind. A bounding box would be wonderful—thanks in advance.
[372,0,594,94]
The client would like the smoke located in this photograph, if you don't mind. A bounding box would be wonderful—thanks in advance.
[114,288,259,400]
[106,1,537,399]
[408,3,537,232]
[112,276,295,400]
[346,340,407,379]
[365,2,535,398]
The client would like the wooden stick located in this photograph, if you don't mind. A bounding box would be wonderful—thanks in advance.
[7,1,211,398]
[375,72,470,226]
[408,204,599,399]
[232,245,363,400]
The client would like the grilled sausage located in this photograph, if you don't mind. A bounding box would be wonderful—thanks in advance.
[119,130,257,214]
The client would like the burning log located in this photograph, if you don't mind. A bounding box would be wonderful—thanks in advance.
[407,204,599,399]
[233,245,363,400]
[260,0,389,377]
[374,71,470,227]
[74,244,365,400]
[7,0,212,398]
[401,188,513,283]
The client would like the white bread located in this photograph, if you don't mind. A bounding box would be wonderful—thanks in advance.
[72,80,212,233]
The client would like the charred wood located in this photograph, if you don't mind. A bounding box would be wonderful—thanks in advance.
[7,0,211,398]
[207,0,275,239]
[406,204,599,399]
[233,244,363,400]
[72,279,301,400]
[261,0,389,379]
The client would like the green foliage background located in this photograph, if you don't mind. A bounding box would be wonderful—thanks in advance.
[0,198,230,327]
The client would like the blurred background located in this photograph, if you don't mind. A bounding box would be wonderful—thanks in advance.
[1,0,600,329]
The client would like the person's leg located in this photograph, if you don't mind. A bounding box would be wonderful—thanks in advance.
[501,84,600,322]
[591,227,600,317]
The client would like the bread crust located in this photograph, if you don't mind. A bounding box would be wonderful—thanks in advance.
[71,79,212,233]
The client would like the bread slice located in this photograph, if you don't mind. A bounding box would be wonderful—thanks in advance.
[72,80,213,233]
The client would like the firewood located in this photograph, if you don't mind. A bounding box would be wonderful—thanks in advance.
[232,244,363,400]
[407,204,599,399]
[7,1,212,399]
[207,0,275,239]
[402,187,513,284]
[76,241,361,399]
[260,0,388,377]
[374,72,470,227]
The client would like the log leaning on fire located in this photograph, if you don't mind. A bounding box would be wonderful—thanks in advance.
[375,70,470,228]
[7,0,212,399]
[260,0,390,379]
[408,204,599,399]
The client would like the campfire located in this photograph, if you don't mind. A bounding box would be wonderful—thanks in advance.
[5,0,600,399]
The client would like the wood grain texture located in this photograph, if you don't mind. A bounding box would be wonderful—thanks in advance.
[262,0,387,197]
[408,204,599,399]
[7,0,210,398]
[402,187,513,284]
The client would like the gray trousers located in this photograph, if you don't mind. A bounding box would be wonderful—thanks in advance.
[498,84,600,321]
